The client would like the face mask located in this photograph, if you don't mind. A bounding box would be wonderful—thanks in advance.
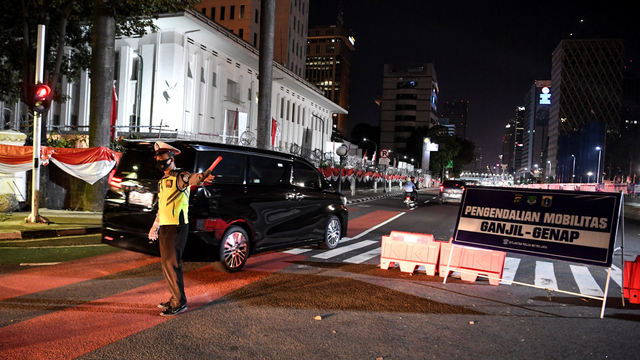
[156,158,172,171]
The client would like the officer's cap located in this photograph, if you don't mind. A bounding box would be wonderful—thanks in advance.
[154,141,181,155]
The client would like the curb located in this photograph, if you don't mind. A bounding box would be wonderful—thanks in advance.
[347,192,404,204]
[0,226,102,241]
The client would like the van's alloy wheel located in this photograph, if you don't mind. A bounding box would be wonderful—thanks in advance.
[213,226,249,273]
[320,215,341,249]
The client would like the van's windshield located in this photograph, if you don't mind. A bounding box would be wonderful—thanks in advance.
[116,143,195,180]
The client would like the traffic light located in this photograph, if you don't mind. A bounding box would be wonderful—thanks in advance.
[33,83,52,113]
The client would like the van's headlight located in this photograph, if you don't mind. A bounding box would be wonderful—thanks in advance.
[341,195,347,206]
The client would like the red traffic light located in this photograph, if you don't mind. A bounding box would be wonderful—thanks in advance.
[35,84,51,98]
[33,83,52,113]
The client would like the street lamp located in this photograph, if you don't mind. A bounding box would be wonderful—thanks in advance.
[571,154,576,183]
[362,138,377,167]
[587,171,593,183]
[596,146,602,184]
[547,160,551,183]
[336,144,348,193]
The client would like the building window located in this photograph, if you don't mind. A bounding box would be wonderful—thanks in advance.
[238,28,244,38]
[255,9,259,23]
[220,6,225,20]
[396,93,418,100]
[210,8,215,20]
[397,81,418,89]
[394,115,416,122]
[240,5,245,19]
[395,104,417,111]
[212,71,217,87]
[230,6,235,19]
[253,33,257,47]
[201,8,206,16]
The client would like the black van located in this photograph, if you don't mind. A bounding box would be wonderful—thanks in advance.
[102,139,348,272]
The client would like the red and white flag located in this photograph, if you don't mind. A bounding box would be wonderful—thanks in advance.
[372,151,376,163]
[363,150,367,166]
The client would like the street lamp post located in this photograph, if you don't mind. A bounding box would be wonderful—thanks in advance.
[571,154,576,183]
[596,146,602,184]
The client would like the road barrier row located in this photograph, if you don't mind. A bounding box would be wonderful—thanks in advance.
[380,231,506,286]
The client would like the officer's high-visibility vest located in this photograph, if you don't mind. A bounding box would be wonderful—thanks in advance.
[158,171,190,225]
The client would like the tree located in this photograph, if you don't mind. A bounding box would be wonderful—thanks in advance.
[405,126,475,180]
[1,0,199,210]
[83,0,199,210]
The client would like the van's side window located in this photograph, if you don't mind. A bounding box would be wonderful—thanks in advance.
[248,156,292,185]
[198,151,245,184]
[292,160,320,189]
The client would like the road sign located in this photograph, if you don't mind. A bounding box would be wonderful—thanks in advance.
[379,157,390,165]
[380,149,390,158]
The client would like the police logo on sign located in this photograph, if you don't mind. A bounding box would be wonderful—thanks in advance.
[514,194,523,204]
[542,196,553,207]
[527,196,537,205]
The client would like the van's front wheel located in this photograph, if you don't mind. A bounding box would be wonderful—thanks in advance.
[319,215,341,249]
[213,226,249,273]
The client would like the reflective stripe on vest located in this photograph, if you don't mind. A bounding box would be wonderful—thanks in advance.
[158,173,190,225]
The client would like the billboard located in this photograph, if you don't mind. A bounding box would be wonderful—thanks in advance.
[452,187,621,267]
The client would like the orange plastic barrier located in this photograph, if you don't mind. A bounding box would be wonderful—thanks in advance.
[624,255,640,304]
[439,242,506,286]
[380,231,440,275]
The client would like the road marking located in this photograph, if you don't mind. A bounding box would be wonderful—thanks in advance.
[283,248,312,254]
[611,264,623,287]
[346,210,404,238]
[343,248,381,264]
[569,265,604,296]
[535,261,559,290]
[313,240,377,259]
[342,212,405,243]
[500,257,521,284]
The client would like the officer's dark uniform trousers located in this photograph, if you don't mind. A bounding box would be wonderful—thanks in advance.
[158,222,188,308]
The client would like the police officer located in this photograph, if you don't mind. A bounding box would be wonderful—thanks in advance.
[148,141,215,316]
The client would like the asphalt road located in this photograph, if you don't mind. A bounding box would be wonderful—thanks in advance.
[2,190,640,359]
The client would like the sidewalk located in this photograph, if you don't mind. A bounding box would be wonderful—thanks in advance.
[0,189,637,242]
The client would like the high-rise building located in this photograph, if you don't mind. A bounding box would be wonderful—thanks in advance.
[522,80,551,179]
[548,39,624,181]
[305,25,355,137]
[438,117,456,136]
[195,0,309,77]
[514,106,525,175]
[441,100,468,139]
[502,119,517,174]
[380,63,439,154]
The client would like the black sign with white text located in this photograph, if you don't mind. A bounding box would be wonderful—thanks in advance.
[452,187,621,267]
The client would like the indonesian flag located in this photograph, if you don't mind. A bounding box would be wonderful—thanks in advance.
[372,151,376,163]
[363,150,367,166]
[271,118,278,146]
[0,144,117,185]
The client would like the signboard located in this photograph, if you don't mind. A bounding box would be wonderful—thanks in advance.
[452,187,621,267]
[380,149,390,158]
[378,157,390,165]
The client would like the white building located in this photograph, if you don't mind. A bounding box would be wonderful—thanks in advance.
[48,10,345,156]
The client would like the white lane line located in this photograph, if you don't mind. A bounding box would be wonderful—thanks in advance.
[344,248,381,264]
[535,261,559,290]
[341,212,405,243]
[610,264,623,288]
[500,257,521,285]
[570,265,604,297]
[283,248,313,254]
[313,240,377,259]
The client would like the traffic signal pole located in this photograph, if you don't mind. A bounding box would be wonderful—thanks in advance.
[26,24,48,223]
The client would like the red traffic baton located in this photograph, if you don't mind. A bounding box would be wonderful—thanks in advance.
[203,156,223,178]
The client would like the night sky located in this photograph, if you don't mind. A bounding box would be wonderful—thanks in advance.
[308,0,638,168]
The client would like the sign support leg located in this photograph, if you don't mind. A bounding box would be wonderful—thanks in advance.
[600,267,612,319]
[443,243,455,285]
